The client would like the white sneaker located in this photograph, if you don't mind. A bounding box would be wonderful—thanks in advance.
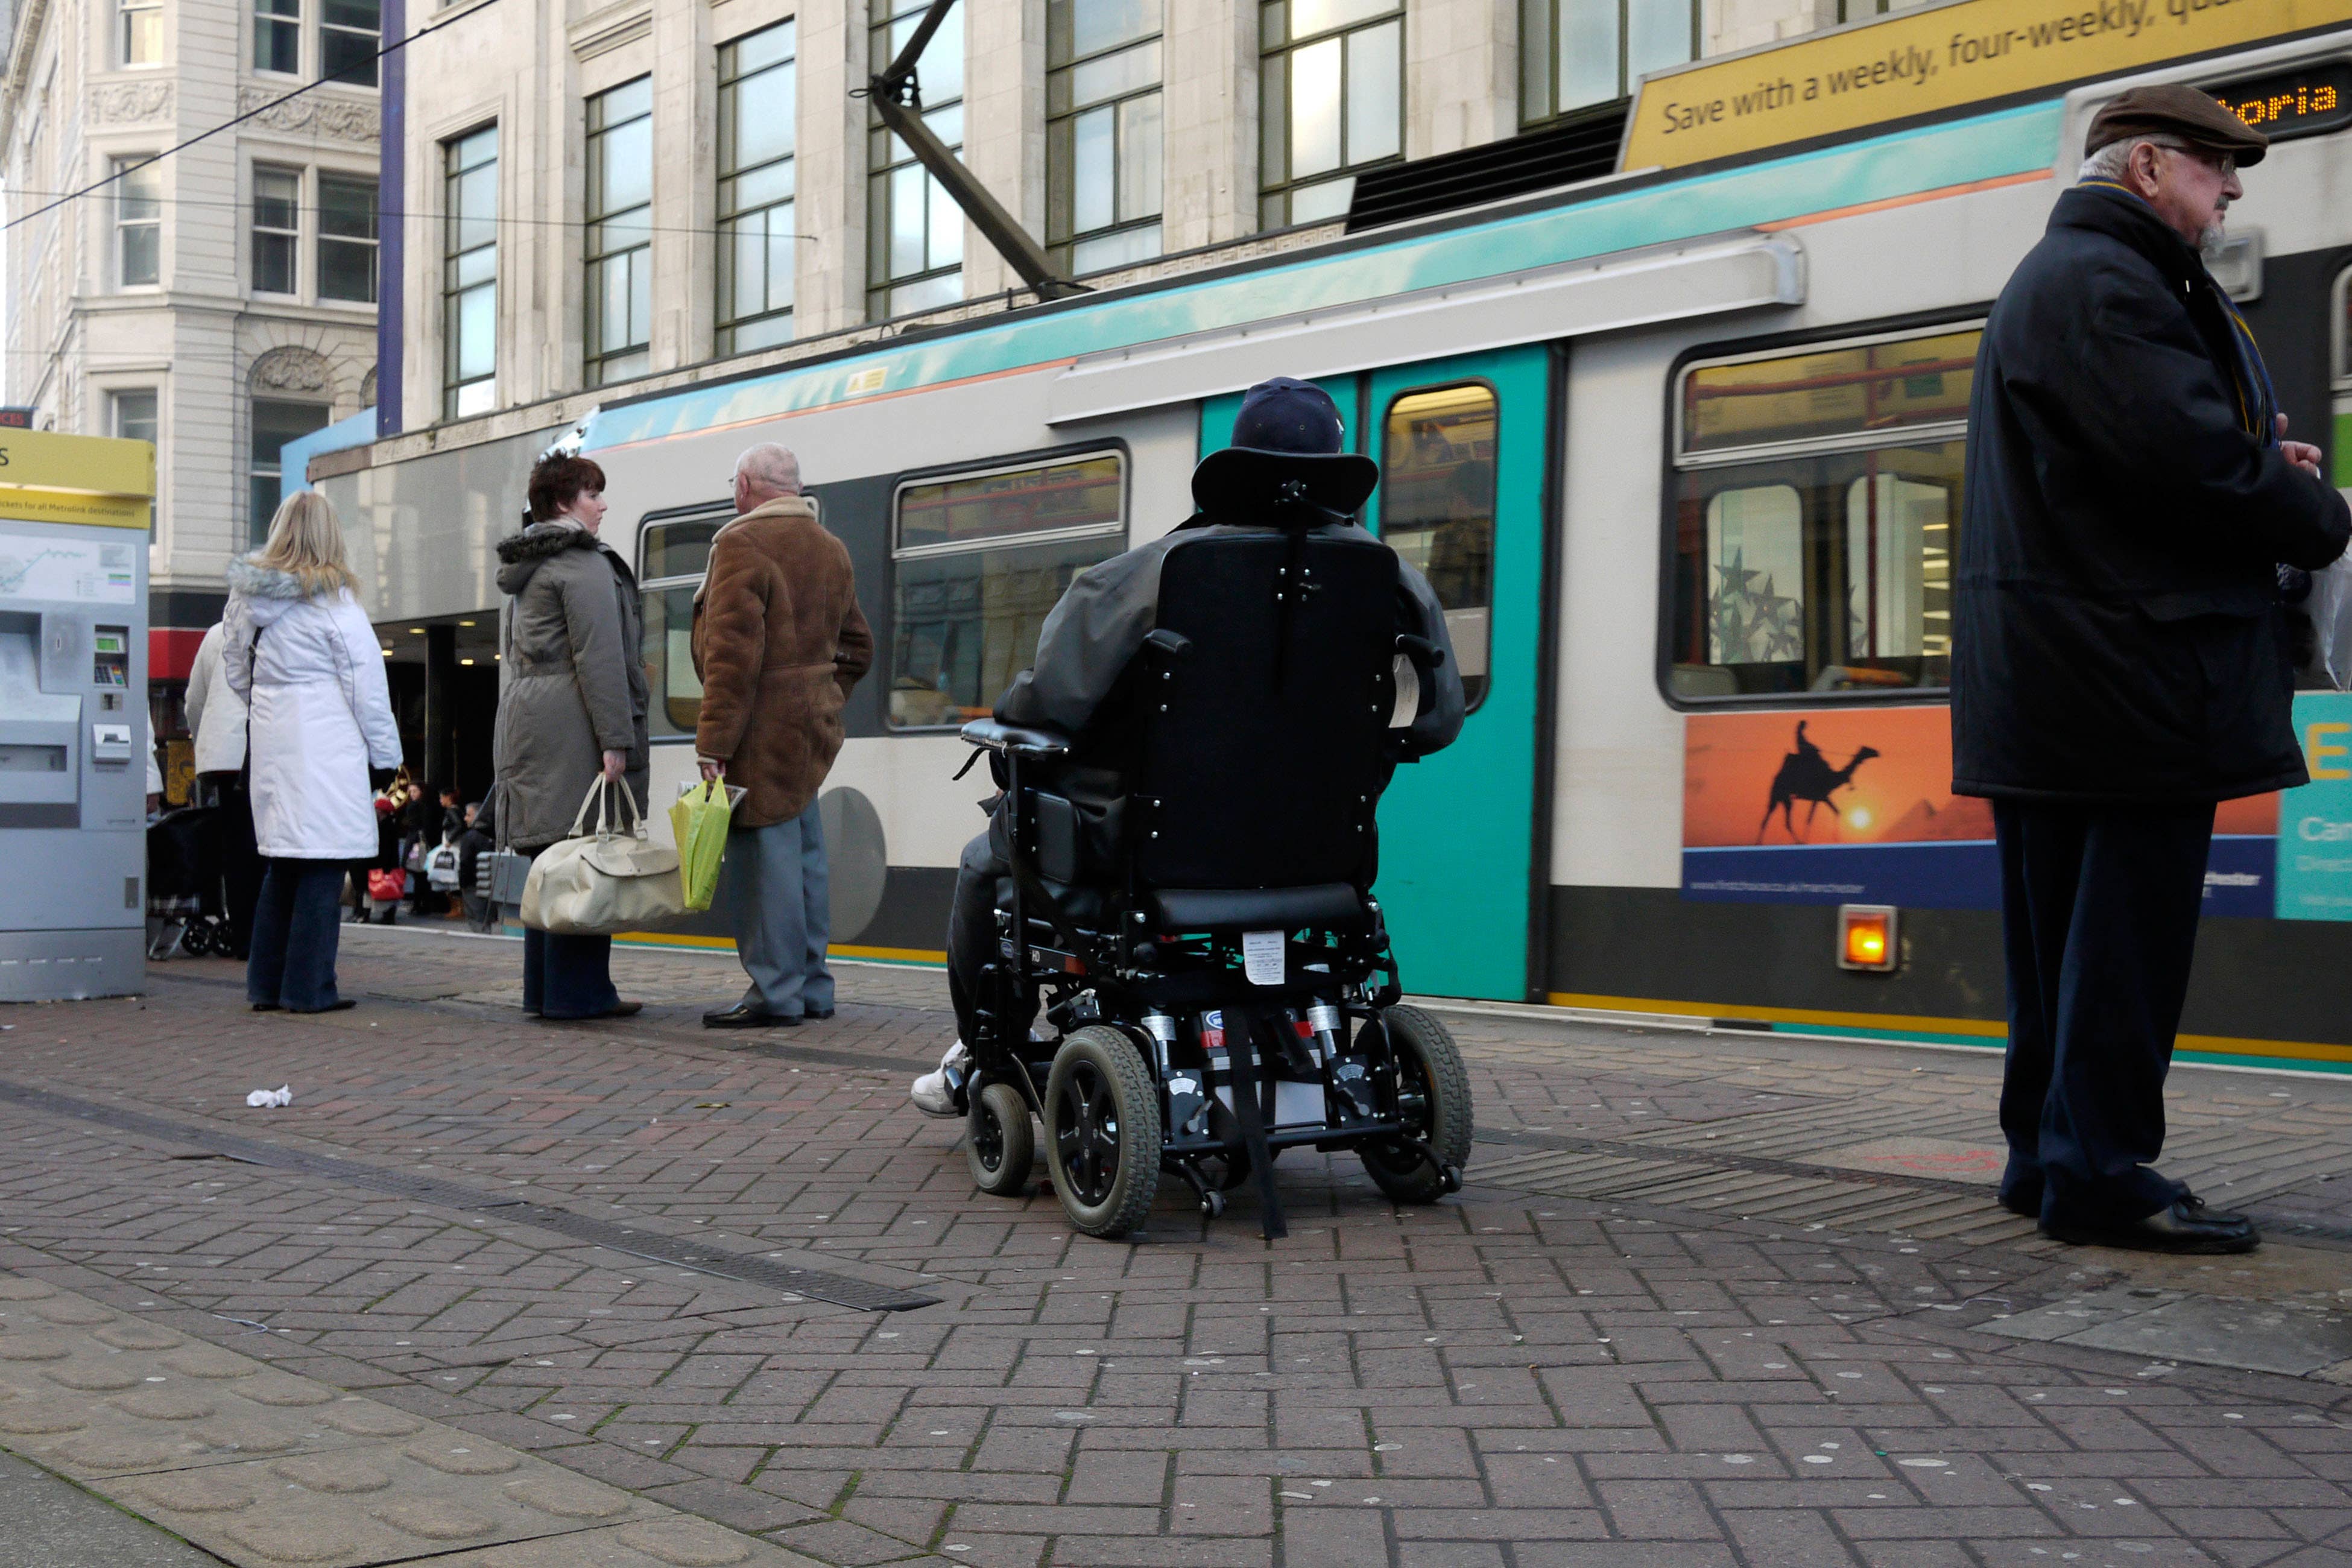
[910,1040,972,1118]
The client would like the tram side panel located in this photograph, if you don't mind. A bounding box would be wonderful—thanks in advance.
[1538,159,2352,1063]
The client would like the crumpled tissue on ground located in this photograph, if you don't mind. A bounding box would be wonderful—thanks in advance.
[245,1086,293,1108]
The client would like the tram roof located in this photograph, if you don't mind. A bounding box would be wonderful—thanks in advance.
[581,96,2065,455]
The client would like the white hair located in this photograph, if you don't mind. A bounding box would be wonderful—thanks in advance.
[2078,133,2186,183]
[734,442,802,499]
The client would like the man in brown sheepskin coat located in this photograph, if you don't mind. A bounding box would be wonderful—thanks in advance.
[692,443,873,1028]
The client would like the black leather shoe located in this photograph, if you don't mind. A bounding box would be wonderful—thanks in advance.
[2042,1193,2259,1254]
[703,1001,799,1029]
[805,1008,835,1021]
[1998,1189,2041,1219]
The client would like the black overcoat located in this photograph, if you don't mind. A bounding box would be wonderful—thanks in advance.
[1950,182,2350,805]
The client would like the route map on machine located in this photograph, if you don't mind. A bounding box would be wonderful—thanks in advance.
[0,528,134,604]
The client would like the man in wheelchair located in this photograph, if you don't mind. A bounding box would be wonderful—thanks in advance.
[912,376,1470,1239]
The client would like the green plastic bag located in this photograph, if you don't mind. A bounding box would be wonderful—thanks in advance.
[669,780,739,912]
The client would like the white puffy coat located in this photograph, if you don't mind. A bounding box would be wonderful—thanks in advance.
[182,622,249,776]
[221,558,403,861]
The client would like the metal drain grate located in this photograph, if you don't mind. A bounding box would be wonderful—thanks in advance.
[1469,1125,2352,1247]
[0,1078,940,1312]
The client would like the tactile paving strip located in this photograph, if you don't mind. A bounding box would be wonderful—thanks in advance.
[0,1273,825,1568]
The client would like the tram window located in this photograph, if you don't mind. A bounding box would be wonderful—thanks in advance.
[1668,326,1977,701]
[640,518,722,582]
[888,452,1124,729]
[1381,384,1496,710]
[640,584,706,738]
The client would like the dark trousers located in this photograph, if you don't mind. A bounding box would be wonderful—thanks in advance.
[1994,798,2215,1228]
[517,845,618,1019]
[247,859,349,1011]
[212,776,262,958]
[947,820,1019,1049]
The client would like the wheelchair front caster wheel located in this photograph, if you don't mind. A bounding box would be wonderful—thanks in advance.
[1440,1164,1463,1195]
[967,1081,1035,1197]
[1200,1190,1225,1220]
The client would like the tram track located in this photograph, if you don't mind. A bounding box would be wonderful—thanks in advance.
[0,1075,941,1312]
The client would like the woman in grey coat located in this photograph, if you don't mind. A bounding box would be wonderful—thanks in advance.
[492,452,650,1020]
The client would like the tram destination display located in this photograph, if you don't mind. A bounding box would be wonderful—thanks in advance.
[2208,59,2352,140]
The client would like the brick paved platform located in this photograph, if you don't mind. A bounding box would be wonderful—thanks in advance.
[0,922,2347,1567]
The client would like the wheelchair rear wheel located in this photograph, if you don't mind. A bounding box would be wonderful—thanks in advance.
[1361,1005,1473,1204]
[967,1081,1035,1197]
[1043,1026,1163,1238]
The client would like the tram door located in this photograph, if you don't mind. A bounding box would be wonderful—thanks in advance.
[1200,345,1549,1001]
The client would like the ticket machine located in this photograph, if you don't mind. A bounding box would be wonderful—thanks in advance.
[0,431,157,1001]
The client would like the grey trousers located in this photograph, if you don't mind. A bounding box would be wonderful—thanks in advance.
[722,798,834,1017]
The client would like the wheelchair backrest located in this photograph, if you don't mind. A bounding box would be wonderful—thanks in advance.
[1132,526,1399,890]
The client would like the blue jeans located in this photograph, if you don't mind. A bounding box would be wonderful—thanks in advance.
[721,799,833,1017]
[246,859,348,1011]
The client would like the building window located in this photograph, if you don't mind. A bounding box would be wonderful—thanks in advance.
[1260,0,1402,230]
[321,0,379,83]
[249,400,331,545]
[255,0,299,74]
[1046,0,1162,277]
[1664,327,1980,701]
[868,0,964,320]
[717,22,797,356]
[585,77,653,387]
[888,453,1125,729]
[1521,0,1696,124]
[1380,385,1498,711]
[121,0,163,65]
[112,389,158,446]
[443,125,498,419]
[319,173,378,302]
[252,166,300,295]
[115,158,161,287]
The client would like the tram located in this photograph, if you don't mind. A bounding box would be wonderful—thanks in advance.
[534,21,2352,1072]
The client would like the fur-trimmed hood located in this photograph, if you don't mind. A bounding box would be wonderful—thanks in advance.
[495,521,601,595]
[226,554,349,627]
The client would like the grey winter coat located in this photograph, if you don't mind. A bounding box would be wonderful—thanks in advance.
[492,522,651,852]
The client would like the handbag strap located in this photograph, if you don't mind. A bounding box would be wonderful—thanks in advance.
[565,775,647,841]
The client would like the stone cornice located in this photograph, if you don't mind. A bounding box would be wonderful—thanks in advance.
[235,84,382,144]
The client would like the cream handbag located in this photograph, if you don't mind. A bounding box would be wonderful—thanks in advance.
[520,779,684,936]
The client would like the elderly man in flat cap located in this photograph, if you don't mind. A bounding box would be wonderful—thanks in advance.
[1953,84,2350,1253]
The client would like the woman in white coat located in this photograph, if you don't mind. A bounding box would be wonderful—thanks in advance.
[183,620,262,957]
[223,492,404,1012]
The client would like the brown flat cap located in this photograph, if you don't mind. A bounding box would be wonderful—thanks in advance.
[2087,83,2268,165]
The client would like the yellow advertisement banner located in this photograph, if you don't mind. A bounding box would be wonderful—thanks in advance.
[0,488,153,530]
[1623,0,2352,171]
[0,430,154,501]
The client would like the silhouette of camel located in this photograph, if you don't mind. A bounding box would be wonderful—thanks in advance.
[1757,727,1881,843]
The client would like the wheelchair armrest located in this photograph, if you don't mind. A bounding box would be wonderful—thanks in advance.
[959,718,1074,757]
[1396,633,1447,671]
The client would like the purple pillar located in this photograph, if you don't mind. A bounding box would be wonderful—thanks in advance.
[376,0,406,438]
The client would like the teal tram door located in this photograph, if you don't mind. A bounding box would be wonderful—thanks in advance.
[1200,346,1551,1001]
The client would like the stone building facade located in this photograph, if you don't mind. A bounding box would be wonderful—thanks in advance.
[0,0,380,685]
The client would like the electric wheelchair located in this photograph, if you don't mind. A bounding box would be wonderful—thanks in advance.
[955,518,1474,1240]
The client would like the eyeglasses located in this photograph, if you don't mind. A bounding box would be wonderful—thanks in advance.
[2164,144,2236,179]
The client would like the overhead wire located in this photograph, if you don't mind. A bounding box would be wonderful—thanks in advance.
[4,0,512,233]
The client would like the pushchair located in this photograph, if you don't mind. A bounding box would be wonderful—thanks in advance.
[145,803,226,958]
[955,519,1472,1241]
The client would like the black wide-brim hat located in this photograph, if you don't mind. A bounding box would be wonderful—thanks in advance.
[1191,376,1382,517]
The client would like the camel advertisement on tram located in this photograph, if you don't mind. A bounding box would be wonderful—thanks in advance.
[1681,707,2283,913]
